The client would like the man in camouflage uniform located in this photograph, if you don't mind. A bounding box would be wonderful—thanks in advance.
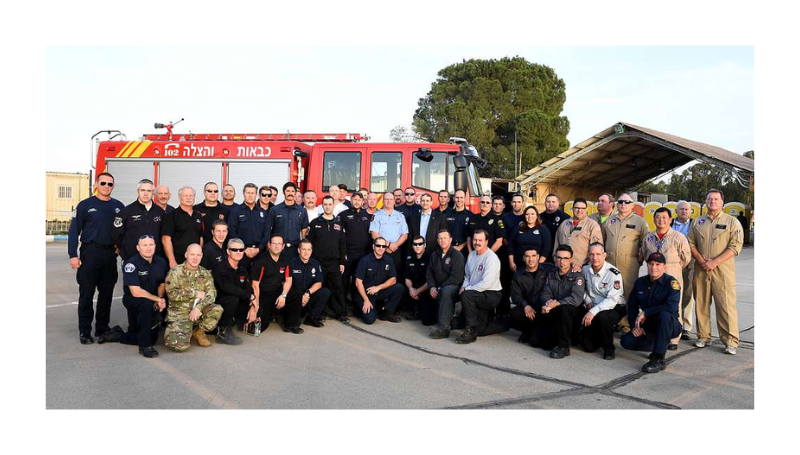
[164,243,222,351]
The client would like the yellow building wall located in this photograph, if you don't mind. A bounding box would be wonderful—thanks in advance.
[46,173,90,221]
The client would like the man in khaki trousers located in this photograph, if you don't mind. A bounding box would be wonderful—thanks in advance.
[688,189,744,355]
[603,193,649,332]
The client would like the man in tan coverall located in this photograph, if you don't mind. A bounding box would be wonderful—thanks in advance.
[554,198,603,268]
[602,193,649,332]
[689,189,744,355]
[589,193,615,227]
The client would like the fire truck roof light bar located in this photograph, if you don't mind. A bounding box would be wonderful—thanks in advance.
[140,133,367,142]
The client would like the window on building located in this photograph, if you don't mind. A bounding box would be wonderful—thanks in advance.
[322,152,360,192]
[58,185,73,200]
[412,152,448,192]
[370,152,402,193]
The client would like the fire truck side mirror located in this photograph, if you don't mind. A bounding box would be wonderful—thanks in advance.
[414,148,434,162]
[453,155,468,193]
[292,147,308,158]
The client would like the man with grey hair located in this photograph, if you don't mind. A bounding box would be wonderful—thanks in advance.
[211,237,252,345]
[671,200,696,338]
[113,178,166,262]
[162,186,203,268]
[154,185,175,214]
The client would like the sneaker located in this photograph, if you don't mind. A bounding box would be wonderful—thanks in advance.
[429,327,451,339]
[724,346,737,355]
[695,339,708,348]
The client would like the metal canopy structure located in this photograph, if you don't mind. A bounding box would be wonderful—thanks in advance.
[514,122,754,191]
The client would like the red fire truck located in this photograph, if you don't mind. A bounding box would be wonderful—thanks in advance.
[90,122,487,210]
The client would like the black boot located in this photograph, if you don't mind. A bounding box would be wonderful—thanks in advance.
[97,326,124,344]
[217,326,242,345]
[455,326,477,344]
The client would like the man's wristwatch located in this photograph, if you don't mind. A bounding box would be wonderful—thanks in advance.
[280,294,287,299]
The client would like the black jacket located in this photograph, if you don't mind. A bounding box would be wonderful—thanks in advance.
[510,263,555,310]
[426,246,466,289]
[409,210,449,257]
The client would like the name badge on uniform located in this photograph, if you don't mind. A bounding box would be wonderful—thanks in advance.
[715,224,726,229]
[573,227,582,231]
[626,224,636,229]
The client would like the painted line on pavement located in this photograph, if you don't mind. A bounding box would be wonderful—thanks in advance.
[47,296,123,308]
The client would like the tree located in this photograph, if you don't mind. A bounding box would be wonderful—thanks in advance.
[389,125,423,143]
[412,57,570,179]
[636,157,754,206]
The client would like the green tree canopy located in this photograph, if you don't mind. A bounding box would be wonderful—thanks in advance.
[637,158,754,207]
[412,57,570,179]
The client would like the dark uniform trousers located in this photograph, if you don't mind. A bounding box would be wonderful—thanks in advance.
[579,304,626,354]
[342,253,367,308]
[621,312,682,357]
[527,304,583,350]
[217,295,250,329]
[76,243,119,337]
[321,263,347,318]
[435,285,461,329]
[509,302,542,339]
[120,296,161,348]
[387,250,404,283]
[354,283,404,325]
[416,292,437,326]
[302,288,331,321]
[459,290,507,336]
[258,287,304,329]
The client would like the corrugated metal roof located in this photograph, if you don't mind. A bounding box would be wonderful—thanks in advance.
[514,122,754,190]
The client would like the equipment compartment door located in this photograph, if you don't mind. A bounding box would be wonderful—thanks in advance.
[158,161,224,207]
[227,161,291,204]
[105,160,157,206]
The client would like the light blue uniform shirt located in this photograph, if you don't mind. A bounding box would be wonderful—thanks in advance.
[369,209,408,243]
[672,219,691,238]
[419,211,431,239]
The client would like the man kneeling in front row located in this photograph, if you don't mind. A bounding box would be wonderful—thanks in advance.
[621,252,683,373]
[354,237,404,324]
[164,244,223,351]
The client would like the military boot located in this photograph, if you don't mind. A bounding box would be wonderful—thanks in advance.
[217,326,242,345]
[193,326,211,347]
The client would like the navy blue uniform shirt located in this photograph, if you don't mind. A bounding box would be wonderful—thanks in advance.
[447,207,472,246]
[112,201,166,260]
[228,203,271,250]
[270,202,309,247]
[122,254,168,297]
[68,196,125,258]
[508,224,553,259]
[288,256,324,292]
[396,203,421,220]
[355,253,397,288]
[627,273,681,326]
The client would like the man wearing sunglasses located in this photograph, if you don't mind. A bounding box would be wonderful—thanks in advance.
[210,238,251,345]
[228,183,271,271]
[69,172,125,344]
[553,197,602,268]
[194,182,231,246]
[602,193,649,333]
[467,195,504,255]
[113,178,166,268]
[404,235,432,323]
[396,187,422,221]
[353,238,405,324]
[258,186,272,212]
[116,235,168,358]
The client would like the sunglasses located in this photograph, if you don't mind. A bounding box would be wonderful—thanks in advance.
[480,201,491,205]
[573,206,587,210]
[229,248,245,253]
[617,200,634,205]
[139,234,154,240]
[555,256,572,260]
[261,193,271,197]
[374,244,388,249]
[405,193,415,196]
[206,189,218,193]
[98,181,114,187]
[412,242,425,246]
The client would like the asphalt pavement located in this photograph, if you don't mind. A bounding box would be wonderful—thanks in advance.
[46,243,754,409]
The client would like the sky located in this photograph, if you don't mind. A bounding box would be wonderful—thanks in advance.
[46,46,754,177]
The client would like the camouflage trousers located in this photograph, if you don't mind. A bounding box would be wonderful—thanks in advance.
[164,304,223,352]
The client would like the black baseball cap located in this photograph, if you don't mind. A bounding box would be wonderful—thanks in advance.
[646,252,666,264]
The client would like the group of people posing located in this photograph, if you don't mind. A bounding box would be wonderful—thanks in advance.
[68,174,744,373]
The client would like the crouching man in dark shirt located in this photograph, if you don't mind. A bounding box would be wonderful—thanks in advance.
[211,237,254,345]
[354,237,404,324]
[621,252,683,373]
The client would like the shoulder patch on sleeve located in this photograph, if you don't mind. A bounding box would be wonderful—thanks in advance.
[124,263,136,273]
[113,217,123,228]
[609,268,620,275]
[671,279,681,291]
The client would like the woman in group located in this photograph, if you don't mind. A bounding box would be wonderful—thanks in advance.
[508,205,552,272]
[639,207,691,349]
